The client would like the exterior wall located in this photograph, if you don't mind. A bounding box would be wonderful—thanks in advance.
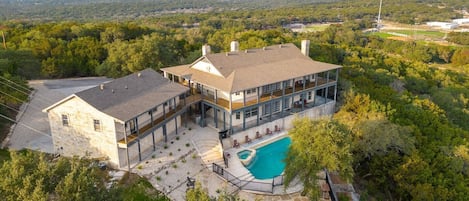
[192,60,223,77]
[48,97,119,167]
[231,101,336,145]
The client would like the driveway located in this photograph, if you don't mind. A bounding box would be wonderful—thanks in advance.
[4,77,111,153]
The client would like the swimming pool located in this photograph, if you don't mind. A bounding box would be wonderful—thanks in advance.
[245,137,291,179]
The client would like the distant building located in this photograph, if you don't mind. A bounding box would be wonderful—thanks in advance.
[452,18,469,25]
[426,21,459,29]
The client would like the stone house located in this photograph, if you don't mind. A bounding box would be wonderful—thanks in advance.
[44,69,189,169]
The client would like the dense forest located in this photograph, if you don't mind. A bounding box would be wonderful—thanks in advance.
[1,0,469,200]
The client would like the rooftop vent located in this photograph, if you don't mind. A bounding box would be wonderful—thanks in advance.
[137,72,141,77]
[125,85,128,89]
[100,84,104,90]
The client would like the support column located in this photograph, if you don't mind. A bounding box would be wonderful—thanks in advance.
[281,81,286,117]
[334,85,337,101]
[136,118,141,161]
[214,109,218,128]
[229,113,233,134]
[124,122,130,171]
[152,131,156,151]
[175,117,178,134]
[243,91,246,106]
[325,87,329,104]
[242,112,246,130]
[163,125,167,142]
[215,90,218,104]
[201,103,205,127]
[223,111,226,130]
[291,78,295,107]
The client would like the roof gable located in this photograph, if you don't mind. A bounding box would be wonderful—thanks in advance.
[45,69,188,122]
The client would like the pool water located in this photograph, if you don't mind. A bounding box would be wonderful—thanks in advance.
[237,150,252,160]
[246,137,291,179]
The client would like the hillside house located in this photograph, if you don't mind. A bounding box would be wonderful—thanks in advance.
[161,40,341,145]
[44,69,189,169]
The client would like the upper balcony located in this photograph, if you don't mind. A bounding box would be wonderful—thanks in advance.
[116,96,202,146]
[202,77,333,111]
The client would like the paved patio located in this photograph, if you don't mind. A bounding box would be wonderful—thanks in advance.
[131,121,308,201]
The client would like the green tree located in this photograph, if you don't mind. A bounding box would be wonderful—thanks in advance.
[284,118,353,200]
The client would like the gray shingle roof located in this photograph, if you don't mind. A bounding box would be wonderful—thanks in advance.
[161,43,341,93]
[75,69,188,121]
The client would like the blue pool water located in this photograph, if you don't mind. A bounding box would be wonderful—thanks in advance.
[246,137,291,179]
[237,150,252,160]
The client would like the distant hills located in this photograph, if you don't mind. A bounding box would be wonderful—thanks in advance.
[0,0,342,21]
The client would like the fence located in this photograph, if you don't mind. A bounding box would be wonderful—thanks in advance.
[212,163,283,194]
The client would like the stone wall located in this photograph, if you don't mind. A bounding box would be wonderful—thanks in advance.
[47,97,119,165]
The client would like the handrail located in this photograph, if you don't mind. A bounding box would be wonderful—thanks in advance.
[212,163,284,194]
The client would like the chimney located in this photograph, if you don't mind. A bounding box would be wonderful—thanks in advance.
[230,41,239,52]
[202,44,211,56]
[301,40,310,57]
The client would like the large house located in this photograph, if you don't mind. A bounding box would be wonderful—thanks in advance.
[43,69,189,169]
[161,40,341,144]
[44,40,341,169]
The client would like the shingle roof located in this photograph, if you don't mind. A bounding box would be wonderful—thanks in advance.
[72,69,187,121]
[161,43,341,93]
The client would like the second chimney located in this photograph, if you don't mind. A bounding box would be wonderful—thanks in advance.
[301,40,310,57]
[202,44,211,56]
[230,41,239,52]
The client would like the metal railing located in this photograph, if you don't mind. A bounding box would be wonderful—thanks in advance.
[212,163,284,194]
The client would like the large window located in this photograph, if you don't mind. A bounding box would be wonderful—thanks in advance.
[236,112,240,120]
[61,114,69,126]
[93,119,101,131]
[263,100,281,115]
[245,108,258,118]
[262,83,281,94]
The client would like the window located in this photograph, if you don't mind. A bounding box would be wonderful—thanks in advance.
[93,119,101,131]
[61,114,69,126]
[308,91,312,100]
[128,120,137,133]
[245,108,258,118]
[246,88,257,95]
[235,92,240,96]
[273,101,280,112]
[262,83,281,94]
[283,98,290,109]
[236,112,240,120]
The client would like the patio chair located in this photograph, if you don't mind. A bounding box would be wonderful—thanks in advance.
[255,131,262,139]
[266,128,272,135]
[274,125,281,132]
[245,135,252,143]
[233,139,240,148]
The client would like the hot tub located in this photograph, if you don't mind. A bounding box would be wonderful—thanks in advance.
[237,149,256,166]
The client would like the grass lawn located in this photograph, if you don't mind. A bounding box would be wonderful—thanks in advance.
[390,30,446,38]
[303,23,330,32]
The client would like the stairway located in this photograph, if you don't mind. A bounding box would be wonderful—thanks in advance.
[193,138,225,169]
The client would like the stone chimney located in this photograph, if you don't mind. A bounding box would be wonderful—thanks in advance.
[202,44,211,56]
[230,41,239,52]
[301,39,310,57]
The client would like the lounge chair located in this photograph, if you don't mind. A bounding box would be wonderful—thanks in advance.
[266,128,272,135]
[245,135,252,143]
[274,125,280,132]
[255,131,262,139]
[233,139,240,148]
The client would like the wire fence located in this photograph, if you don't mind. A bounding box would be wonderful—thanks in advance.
[212,163,284,194]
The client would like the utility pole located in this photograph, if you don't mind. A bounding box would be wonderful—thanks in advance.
[1,31,6,49]
[377,0,383,32]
